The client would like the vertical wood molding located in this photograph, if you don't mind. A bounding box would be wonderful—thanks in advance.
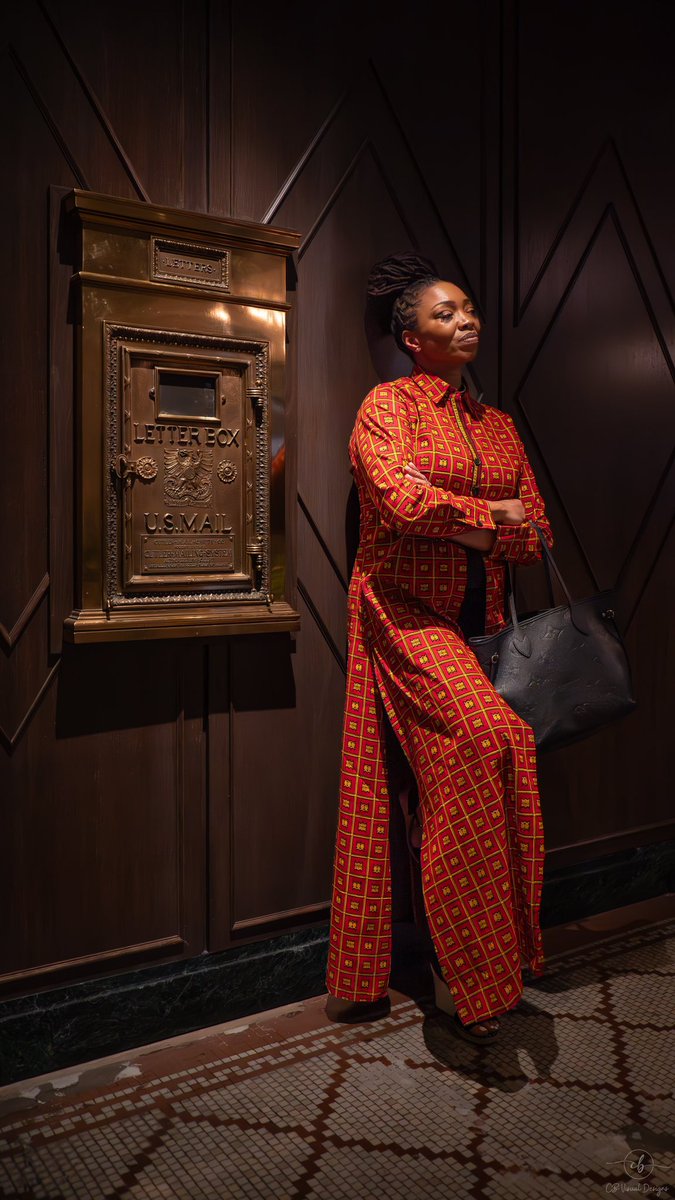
[48,184,74,656]
[207,0,233,215]
[206,643,233,951]
[179,645,208,956]
[181,0,208,213]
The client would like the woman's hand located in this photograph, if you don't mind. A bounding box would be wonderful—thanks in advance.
[404,463,496,550]
[403,462,431,488]
[403,463,522,541]
[488,498,525,525]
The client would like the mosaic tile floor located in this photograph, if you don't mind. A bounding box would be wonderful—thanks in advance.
[0,918,674,1199]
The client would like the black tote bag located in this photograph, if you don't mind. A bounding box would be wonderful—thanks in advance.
[468,523,637,753]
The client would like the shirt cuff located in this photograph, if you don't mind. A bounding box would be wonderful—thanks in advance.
[443,493,497,531]
[487,523,536,561]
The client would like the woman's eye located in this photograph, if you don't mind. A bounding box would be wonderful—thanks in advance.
[437,311,454,321]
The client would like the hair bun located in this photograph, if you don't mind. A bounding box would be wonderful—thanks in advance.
[366,252,439,299]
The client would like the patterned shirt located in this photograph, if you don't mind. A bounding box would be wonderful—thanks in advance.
[349,368,553,632]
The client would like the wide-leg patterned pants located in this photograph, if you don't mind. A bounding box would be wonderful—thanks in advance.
[362,577,545,1025]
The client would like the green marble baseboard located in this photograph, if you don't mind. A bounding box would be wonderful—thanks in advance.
[1,839,673,1086]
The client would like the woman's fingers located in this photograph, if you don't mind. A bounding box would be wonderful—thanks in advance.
[404,463,429,486]
[487,497,526,525]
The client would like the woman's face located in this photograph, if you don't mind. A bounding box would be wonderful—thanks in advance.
[402,281,480,368]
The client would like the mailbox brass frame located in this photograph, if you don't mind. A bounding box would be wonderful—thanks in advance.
[63,188,300,643]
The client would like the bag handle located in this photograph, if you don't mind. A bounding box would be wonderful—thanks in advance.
[504,521,589,652]
[529,521,576,609]
[503,566,531,655]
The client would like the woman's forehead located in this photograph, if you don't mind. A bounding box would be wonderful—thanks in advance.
[420,281,472,308]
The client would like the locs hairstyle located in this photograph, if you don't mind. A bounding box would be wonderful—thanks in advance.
[366,252,440,356]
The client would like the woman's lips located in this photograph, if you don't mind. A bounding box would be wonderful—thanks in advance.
[458,332,479,344]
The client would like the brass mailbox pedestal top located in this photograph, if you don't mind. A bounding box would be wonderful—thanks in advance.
[64,190,300,643]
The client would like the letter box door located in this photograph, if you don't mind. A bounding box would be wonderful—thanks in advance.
[106,330,269,608]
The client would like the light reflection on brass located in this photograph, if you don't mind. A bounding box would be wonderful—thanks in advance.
[63,190,300,643]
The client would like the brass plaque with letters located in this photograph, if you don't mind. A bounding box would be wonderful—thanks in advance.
[151,237,230,289]
[141,534,234,575]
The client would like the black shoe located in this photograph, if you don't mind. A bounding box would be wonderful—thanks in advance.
[325,995,391,1023]
[430,964,501,1042]
[451,1012,501,1043]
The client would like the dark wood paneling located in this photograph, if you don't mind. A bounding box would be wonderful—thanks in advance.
[518,214,675,591]
[42,0,185,204]
[0,644,205,992]
[226,620,342,935]
[515,0,675,306]
[49,184,75,655]
[1,0,673,999]
[231,6,363,222]
[500,0,675,858]
[0,46,64,637]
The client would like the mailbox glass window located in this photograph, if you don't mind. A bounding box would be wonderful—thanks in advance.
[157,371,218,420]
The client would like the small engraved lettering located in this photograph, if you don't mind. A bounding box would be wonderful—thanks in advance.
[142,534,234,575]
[152,238,230,289]
[159,254,215,276]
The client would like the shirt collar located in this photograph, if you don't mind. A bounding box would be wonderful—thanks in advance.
[410,368,484,419]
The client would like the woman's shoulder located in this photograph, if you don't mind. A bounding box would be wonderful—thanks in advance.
[478,398,511,421]
[357,376,417,415]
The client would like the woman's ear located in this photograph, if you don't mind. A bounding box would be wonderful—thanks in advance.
[402,329,420,355]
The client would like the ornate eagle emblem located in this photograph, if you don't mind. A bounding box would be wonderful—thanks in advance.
[163,447,213,506]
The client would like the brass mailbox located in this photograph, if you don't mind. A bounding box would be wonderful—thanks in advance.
[63,190,300,642]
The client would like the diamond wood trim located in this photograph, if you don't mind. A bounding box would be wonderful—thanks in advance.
[0,574,50,652]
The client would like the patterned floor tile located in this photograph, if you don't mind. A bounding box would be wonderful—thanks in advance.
[622,1025,675,1098]
[304,1144,478,1200]
[0,918,673,1200]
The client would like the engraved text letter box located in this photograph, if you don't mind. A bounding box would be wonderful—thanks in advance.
[64,191,300,641]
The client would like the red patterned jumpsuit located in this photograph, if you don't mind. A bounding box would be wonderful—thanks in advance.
[326,368,554,1025]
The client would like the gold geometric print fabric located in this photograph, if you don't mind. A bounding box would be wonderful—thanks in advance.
[326,371,553,1019]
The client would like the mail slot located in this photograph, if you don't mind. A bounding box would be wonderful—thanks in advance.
[63,190,300,642]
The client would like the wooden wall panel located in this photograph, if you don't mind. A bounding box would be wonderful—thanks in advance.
[6,6,137,197]
[228,621,343,934]
[518,218,675,592]
[0,46,69,638]
[500,0,675,867]
[0,644,205,989]
[44,0,201,209]
[515,1,675,304]
[295,146,416,575]
[371,10,487,311]
[1,0,673,997]
[231,5,363,222]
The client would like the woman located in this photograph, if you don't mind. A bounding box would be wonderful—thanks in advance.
[325,253,553,1042]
